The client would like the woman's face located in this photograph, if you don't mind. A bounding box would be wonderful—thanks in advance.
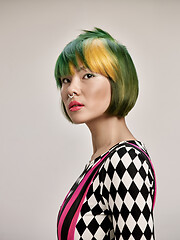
[60,66,112,124]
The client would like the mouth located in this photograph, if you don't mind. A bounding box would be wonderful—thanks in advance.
[68,101,84,110]
[69,105,84,112]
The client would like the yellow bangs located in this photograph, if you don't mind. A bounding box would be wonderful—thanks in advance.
[67,39,118,80]
[69,62,76,76]
[68,54,86,76]
[84,39,118,81]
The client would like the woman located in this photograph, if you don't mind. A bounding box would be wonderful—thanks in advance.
[54,28,156,240]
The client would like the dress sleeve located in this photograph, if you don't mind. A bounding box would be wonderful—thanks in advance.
[100,147,155,240]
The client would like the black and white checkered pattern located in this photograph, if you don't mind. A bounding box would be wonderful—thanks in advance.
[74,141,155,239]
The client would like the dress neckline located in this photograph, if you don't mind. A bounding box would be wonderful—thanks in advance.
[88,139,146,166]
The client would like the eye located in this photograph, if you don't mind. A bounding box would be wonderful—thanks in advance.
[61,78,70,84]
[83,73,95,79]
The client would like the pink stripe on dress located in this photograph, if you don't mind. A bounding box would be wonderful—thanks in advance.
[58,189,71,219]
[67,166,102,240]
[57,152,110,240]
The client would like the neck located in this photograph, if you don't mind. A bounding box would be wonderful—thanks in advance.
[85,114,136,162]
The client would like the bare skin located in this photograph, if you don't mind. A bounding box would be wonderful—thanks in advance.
[86,115,136,162]
[60,66,136,162]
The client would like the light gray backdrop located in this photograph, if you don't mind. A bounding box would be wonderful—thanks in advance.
[1,0,180,239]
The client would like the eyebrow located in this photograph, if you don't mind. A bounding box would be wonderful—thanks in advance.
[77,66,89,72]
[60,66,91,80]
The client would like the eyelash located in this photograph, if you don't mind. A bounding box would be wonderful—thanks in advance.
[61,73,95,84]
[83,73,95,79]
[61,78,70,84]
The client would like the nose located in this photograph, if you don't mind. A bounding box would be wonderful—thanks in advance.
[67,75,81,97]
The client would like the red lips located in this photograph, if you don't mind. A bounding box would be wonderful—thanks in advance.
[68,101,84,109]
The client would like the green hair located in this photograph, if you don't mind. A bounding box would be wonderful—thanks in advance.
[54,27,139,123]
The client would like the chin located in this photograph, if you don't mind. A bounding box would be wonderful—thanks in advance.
[69,115,93,125]
[68,115,87,124]
[67,110,109,125]
[70,115,104,125]
[71,119,85,125]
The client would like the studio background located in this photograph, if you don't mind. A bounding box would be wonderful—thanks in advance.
[1,0,179,239]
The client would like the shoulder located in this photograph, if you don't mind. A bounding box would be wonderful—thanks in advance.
[108,142,148,165]
[96,141,156,211]
[99,141,151,182]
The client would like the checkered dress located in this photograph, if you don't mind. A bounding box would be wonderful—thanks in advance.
[57,140,156,240]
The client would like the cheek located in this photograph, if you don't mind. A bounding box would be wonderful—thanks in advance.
[60,88,66,102]
[87,81,111,106]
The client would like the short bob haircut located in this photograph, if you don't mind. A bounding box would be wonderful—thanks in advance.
[54,27,139,123]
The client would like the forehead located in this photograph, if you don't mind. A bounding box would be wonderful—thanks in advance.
[76,66,89,72]
[62,65,91,78]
